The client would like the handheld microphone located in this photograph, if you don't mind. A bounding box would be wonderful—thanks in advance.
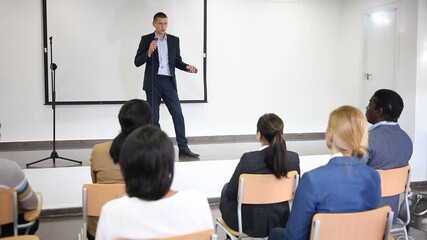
[152,36,158,52]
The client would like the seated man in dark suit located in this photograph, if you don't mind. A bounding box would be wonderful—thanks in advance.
[365,89,413,223]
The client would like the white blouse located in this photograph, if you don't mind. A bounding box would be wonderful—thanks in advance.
[96,190,213,240]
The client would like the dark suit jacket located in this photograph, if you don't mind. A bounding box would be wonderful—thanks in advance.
[219,148,300,237]
[367,123,413,223]
[134,32,188,91]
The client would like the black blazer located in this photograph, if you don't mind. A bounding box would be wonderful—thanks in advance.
[219,148,300,237]
[134,32,188,91]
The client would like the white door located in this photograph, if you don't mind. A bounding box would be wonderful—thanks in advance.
[362,8,397,105]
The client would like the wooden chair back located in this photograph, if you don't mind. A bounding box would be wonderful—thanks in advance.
[377,165,411,238]
[82,183,126,217]
[214,171,300,239]
[0,189,43,236]
[0,188,16,225]
[239,170,299,204]
[377,166,410,197]
[309,206,393,240]
[82,184,126,240]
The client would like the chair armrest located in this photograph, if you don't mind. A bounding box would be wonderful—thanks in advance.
[24,192,43,222]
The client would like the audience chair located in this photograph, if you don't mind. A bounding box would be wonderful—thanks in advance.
[377,166,411,239]
[151,228,217,240]
[0,236,40,240]
[309,205,393,240]
[80,184,126,240]
[0,188,43,236]
[215,171,299,240]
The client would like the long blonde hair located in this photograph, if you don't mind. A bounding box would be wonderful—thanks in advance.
[327,105,368,158]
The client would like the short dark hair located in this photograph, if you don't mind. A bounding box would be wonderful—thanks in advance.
[110,99,151,163]
[153,12,167,22]
[373,89,404,122]
[257,113,290,179]
[119,126,175,201]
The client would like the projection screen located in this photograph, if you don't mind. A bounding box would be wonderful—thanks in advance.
[43,0,207,104]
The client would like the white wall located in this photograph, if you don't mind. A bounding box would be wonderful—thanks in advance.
[413,0,427,181]
[338,0,424,181]
[0,0,354,142]
[0,0,425,180]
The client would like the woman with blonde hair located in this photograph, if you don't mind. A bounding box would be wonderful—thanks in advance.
[269,105,381,240]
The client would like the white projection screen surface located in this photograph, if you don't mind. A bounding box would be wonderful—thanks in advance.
[43,0,206,104]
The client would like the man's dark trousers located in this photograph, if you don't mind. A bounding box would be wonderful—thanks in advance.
[146,74,188,150]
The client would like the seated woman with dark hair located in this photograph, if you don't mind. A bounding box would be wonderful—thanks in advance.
[88,99,151,239]
[269,105,381,240]
[96,126,213,240]
[219,113,301,237]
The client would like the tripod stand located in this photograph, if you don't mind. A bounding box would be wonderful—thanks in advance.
[26,37,82,168]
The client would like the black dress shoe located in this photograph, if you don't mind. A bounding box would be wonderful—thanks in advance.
[179,148,200,158]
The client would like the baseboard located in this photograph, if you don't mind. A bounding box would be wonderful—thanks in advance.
[410,181,427,187]
[0,133,325,151]
[41,207,82,218]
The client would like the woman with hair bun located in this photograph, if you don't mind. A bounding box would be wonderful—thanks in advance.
[88,99,151,239]
[219,113,301,237]
[96,126,213,239]
[269,105,381,240]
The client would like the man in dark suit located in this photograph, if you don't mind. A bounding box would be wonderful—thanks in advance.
[365,89,413,223]
[134,12,199,158]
